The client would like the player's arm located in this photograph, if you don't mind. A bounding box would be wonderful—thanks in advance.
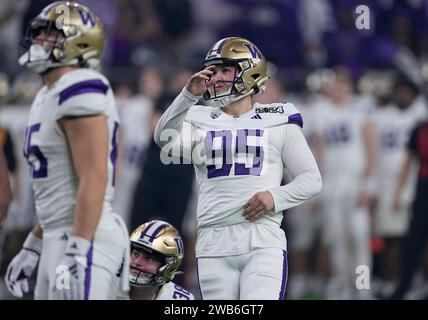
[59,115,109,241]
[271,124,322,210]
[55,115,108,300]
[244,124,322,220]
[154,66,215,148]
[392,151,413,212]
[30,223,43,238]
[0,148,11,226]
[392,124,418,212]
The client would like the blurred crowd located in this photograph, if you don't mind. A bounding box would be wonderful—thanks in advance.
[2,0,428,85]
[1,0,428,300]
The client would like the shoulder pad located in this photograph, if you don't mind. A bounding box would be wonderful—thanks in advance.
[56,69,110,105]
[254,102,303,128]
[54,69,112,120]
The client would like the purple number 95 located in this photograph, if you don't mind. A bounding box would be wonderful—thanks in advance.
[204,129,265,179]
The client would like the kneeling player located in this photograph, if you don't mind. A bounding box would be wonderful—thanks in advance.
[118,220,194,300]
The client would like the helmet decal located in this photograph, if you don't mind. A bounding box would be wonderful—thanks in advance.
[244,43,262,59]
[76,9,96,26]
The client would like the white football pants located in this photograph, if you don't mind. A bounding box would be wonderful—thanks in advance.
[320,177,371,297]
[196,248,288,300]
[34,213,129,300]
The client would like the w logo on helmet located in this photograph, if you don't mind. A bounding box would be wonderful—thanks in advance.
[77,9,96,27]
[244,44,262,59]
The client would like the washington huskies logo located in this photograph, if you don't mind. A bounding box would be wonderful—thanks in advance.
[211,111,221,119]
[77,9,96,26]
[244,44,262,59]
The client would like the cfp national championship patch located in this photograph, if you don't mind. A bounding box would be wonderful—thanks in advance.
[255,106,284,114]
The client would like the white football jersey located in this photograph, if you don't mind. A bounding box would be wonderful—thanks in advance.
[372,104,424,235]
[117,281,195,300]
[24,68,119,230]
[155,282,195,300]
[374,104,423,189]
[181,101,314,229]
[316,99,368,179]
[155,89,322,257]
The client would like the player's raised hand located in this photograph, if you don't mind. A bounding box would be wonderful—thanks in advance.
[243,192,275,221]
[185,66,216,96]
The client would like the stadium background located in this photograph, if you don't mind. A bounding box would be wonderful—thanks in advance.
[0,0,428,300]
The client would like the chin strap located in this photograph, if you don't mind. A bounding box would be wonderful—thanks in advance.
[211,89,254,108]
[19,44,93,74]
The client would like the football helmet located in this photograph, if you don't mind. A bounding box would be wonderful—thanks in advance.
[129,220,184,286]
[202,37,269,108]
[18,1,105,74]
[306,68,336,93]
[357,70,394,97]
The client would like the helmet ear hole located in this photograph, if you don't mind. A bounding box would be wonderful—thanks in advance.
[78,43,89,49]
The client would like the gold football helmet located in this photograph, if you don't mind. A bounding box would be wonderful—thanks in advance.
[19,1,105,74]
[202,37,269,107]
[129,220,184,286]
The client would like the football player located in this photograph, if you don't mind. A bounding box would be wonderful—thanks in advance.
[373,76,427,296]
[4,2,129,300]
[112,68,156,228]
[316,68,376,299]
[118,220,194,300]
[154,37,322,299]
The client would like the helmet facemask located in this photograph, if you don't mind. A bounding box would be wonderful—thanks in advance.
[19,20,68,74]
[129,244,166,287]
[203,59,255,108]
